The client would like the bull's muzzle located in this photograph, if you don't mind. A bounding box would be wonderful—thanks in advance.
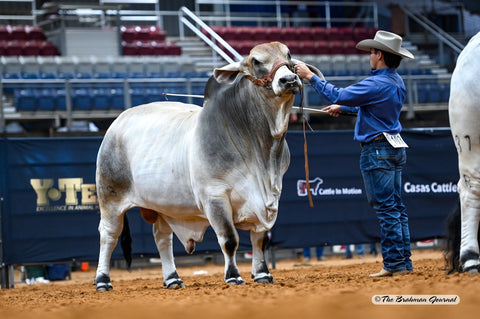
[279,73,301,94]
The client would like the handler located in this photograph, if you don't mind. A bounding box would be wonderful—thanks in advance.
[295,30,414,277]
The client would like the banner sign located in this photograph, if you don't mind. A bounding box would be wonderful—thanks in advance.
[273,129,459,248]
[0,129,459,264]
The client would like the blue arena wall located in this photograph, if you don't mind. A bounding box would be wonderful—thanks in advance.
[0,129,458,265]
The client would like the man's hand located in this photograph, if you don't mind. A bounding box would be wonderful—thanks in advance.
[295,62,315,81]
[321,104,341,117]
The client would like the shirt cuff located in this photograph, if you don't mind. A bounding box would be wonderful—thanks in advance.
[310,74,326,87]
[340,105,358,113]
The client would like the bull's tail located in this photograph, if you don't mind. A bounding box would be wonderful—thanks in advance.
[120,213,132,271]
[444,199,461,274]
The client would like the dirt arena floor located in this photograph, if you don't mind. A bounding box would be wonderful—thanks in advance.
[0,249,478,319]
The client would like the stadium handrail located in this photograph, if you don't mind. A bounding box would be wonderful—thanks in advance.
[401,4,464,67]
[179,6,242,63]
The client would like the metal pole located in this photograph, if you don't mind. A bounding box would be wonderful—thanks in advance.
[65,80,73,130]
[0,80,4,133]
[0,138,11,288]
[406,75,415,120]
[124,79,131,109]
[325,2,331,28]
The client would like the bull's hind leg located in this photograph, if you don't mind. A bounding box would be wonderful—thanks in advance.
[206,199,244,285]
[153,215,185,288]
[95,212,125,291]
[250,231,274,283]
[459,184,480,273]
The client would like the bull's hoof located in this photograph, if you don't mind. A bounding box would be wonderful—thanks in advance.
[463,265,480,274]
[95,273,113,292]
[164,271,185,289]
[164,278,185,289]
[225,277,245,285]
[254,273,275,284]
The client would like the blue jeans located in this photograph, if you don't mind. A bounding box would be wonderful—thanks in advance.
[303,247,324,259]
[345,244,365,258]
[360,140,412,272]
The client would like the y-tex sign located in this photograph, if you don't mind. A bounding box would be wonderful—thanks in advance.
[30,178,97,206]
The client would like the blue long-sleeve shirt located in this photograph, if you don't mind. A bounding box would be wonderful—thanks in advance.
[309,68,406,143]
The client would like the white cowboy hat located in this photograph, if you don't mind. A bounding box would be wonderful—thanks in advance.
[356,30,414,59]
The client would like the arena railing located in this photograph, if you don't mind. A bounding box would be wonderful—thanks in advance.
[194,0,379,28]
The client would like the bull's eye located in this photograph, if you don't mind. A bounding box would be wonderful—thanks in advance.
[252,58,261,66]
[287,52,291,60]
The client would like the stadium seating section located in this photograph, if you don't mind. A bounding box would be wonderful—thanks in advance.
[0,25,58,56]
[204,26,378,55]
[0,24,450,114]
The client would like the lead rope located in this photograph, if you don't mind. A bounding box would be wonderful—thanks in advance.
[298,85,314,208]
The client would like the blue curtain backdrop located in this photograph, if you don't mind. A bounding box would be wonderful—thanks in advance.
[0,129,458,265]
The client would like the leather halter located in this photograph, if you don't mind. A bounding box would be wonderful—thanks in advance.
[245,59,295,88]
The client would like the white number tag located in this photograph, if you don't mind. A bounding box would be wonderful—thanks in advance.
[383,132,409,148]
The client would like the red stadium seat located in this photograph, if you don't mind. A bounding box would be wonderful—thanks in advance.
[222,27,238,41]
[122,41,137,55]
[233,40,255,55]
[40,41,58,56]
[325,27,341,41]
[314,40,330,55]
[165,42,181,55]
[353,27,371,42]
[151,41,167,55]
[329,41,344,54]
[26,26,46,41]
[280,27,297,42]
[311,27,327,41]
[22,40,42,56]
[0,40,7,55]
[149,26,166,42]
[265,27,282,41]
[121,25,136,42]
[9,25,27,40]
[6,40,24,56]
[338,27,354,41]
[136,41,153,55]
[136,26,151,40]
[0,25,9,40]
[342,40,358,54]
[295,27,312,41]
[249,27,268,41]
[235,27,251,41]
[301,41,316,55]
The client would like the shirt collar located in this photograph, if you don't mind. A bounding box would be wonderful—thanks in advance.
[371,68,396,75]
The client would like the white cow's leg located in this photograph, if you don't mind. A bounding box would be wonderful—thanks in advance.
[459,183,480,273]
[95,213,124,291]
[206,199,244,285]
[250,231,274,283]
[153,215,185,288]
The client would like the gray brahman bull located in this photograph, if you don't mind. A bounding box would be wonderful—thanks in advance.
[94,42,322,290]
[446,32,480,274]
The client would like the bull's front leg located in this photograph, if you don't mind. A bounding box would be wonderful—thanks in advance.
[206,199,244,285]
[250,231,274,283]
[153,215,185,288]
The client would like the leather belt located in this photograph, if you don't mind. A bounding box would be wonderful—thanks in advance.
[360,134,386,147]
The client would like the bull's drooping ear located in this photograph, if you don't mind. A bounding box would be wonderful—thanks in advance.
[292,59,325,81]
[213,61,243,84]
